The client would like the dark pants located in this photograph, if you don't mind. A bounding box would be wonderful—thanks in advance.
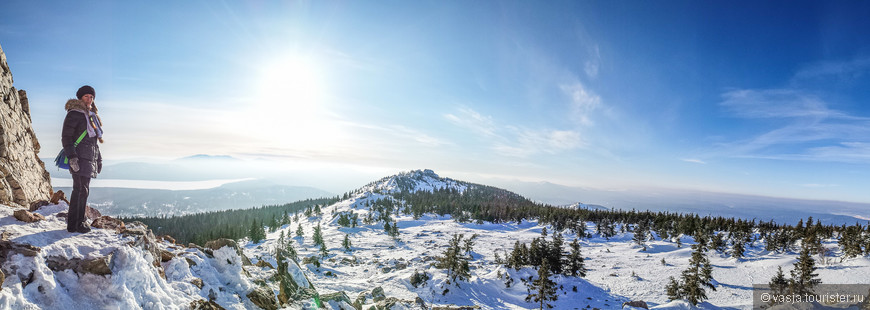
[68,174,91,231]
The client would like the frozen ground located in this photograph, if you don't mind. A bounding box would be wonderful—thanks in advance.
[3,170,870,309]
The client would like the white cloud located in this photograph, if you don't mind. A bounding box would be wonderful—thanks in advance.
[444,107,497,137]
[720,89,846,119]
[794,57,870,80]
[560,82,601,126]
[680,158,707,164]
[444,107,583,158]
[584,44,601,79]
[714,88,870,163]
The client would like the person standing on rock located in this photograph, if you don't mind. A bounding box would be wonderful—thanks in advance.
[61,85,103,233]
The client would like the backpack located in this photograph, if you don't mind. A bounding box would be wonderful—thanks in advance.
[54,130,88,169]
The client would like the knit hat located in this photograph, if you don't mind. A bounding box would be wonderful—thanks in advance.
[76,85,95,100]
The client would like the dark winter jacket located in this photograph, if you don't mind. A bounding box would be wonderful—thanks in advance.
[61,99,102,178]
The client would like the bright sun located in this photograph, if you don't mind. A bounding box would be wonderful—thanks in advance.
[246,54,346,149]
[257,55,326,118]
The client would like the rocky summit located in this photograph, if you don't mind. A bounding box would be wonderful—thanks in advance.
[0,43,52,209]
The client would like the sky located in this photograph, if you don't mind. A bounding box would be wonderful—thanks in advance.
[3,1,870,203]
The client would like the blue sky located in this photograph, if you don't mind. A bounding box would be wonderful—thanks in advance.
[3,1,870,202]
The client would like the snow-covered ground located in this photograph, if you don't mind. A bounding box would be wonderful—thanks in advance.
[245,172,870,309]
[3,170,870,309]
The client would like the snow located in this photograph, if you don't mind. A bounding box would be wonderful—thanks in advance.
[4,170,870,309]
[1,202,291,310]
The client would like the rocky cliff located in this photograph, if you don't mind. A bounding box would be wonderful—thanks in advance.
[0,43,53,208]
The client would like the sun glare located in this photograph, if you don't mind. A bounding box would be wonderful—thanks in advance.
[245,53,347,151]
[257,56,326,118]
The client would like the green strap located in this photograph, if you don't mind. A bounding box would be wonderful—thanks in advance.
[64,130,89,165]
[75,130,88,146]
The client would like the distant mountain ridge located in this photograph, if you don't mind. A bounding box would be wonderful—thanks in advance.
[55,179,334,217]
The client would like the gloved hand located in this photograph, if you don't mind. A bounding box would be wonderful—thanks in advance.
[97,161,102,174]
[69,157,80,172]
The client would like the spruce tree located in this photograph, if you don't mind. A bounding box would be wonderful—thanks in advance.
[526,259,558,310]
[436,234,471,284]
[320,242,329,257]
[632,224,649,250]
[666,276,682,301]
[313,222,324,246]
[343,234,352,252]
[711,233,727,253]
[548,232,564,274]
[790,246,821,296]
[566,238,586,277]
[296,223,304,237]
[671,242,716,306]
[768,266,789,306]
[249,219,266,244]
[731,239,745,259]
[509,240,526,270]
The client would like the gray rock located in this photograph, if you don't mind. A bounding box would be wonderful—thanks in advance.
[372,286,386,303]
[246,286,278,310]
[0,43,52,209]
[190,299,226,310]
[45,254,113,276]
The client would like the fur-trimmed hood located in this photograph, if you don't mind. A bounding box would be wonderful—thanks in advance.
[65,99,99,113]
[64,98,104,143]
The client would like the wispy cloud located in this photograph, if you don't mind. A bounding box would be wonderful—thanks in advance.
[444,107,497,137]
[715,88,870,163]
[584,44,601,79]
[794,57,870,80]
[681,158,707,164]
[560,82,601,126]
[444,107,583,158]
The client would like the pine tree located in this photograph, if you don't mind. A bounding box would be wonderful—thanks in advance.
[548,232,564,274]
[566,238,586,277]
[436,234,472,284]
[672,242,716,306]
[666,276,682,300]
[343,234,352,252]
[319,242,329,257]
[313,222,324,246]
[296,223,304,238]
[632,221,650,250]
[711,233,727,253]
[525,259,558,310]
[249,219,266,244]
[731,239,745,259]
[268,214,279,233]
[509,240,526,270]
[768,266,789,306]
[790,246,821,296]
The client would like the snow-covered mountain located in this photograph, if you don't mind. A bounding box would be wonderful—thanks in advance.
[357,169,469,195]
[3,169,870,309]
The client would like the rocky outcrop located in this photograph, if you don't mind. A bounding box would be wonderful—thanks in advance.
[0,43,53,209]
[205,238,252,266]
[91,215,126,233]
[13,209,45,223]
[45,254,113,276]
[246,286,278,310]
[622,300,649,309]
[190,299,226,310]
